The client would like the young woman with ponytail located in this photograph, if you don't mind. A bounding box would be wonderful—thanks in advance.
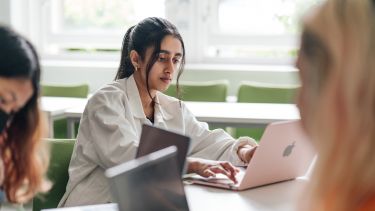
[59,17,257,207]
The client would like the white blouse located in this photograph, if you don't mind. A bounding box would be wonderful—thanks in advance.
[59,75,254,207]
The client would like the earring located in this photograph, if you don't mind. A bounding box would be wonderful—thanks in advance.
[134,65,140,71]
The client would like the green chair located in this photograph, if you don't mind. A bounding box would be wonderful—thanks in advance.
[42,84,89,98]
[164,80,228,130]
[42,84,89,138]
[235,81,299,141]
[164,80,228,102]
[33,139,75,211]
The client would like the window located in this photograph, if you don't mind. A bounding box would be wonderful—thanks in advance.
[197,0,321,64]
[27,0,320,65]
[40,0,165,59]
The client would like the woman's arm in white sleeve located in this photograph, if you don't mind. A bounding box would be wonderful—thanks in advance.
[182,102,257,166]
[77,88,139,169]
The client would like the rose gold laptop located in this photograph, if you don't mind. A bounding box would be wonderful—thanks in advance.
[184,120,315,191]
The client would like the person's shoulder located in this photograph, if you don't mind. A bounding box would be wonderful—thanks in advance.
[87,79,127,106]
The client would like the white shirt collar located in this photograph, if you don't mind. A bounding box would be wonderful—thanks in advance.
[125,75,174,121]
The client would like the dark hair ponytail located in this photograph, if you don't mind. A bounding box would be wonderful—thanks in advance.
[115,25,136,80]
[114,17,186,85]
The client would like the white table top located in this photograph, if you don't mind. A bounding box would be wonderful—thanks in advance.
[63,101,300,127]
[41,97,88,137]
[41,96,300,137]
[41,97,88,119]
[186,178,306,211]
[42,178,307,211]
[186,102,299,126]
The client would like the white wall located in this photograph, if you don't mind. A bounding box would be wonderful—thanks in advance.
[41,61,299,96]
[0,0,11,25]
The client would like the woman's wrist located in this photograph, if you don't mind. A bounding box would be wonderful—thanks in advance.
[237,144,255,162]
[236,137,258,162]
[186,158,199,174]
[237,146,247,162]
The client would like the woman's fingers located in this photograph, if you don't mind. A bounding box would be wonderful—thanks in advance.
[210,164,238,184]
[209,165,231,176]
[201,169,216,177]
[219,162,239,175]
[191,158,239,184]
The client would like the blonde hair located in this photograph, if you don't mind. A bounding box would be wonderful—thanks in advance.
[300,0,375,210]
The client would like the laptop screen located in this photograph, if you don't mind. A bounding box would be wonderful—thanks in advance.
[136,124,190,174]
[106,146,190,211]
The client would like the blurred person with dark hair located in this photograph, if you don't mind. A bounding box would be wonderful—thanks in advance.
[0,25,49,204]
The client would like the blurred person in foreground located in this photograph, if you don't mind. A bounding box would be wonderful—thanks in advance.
[296,0,375,210]
[0,25,49,205]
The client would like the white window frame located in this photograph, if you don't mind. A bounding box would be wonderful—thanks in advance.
[12,0,303,66]
[193,0,299,65]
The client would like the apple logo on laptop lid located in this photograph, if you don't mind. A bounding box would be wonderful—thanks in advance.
[283,141,295,157]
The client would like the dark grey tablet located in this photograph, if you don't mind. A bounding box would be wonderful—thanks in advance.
[136,124,190,174]
[105,146,190,211]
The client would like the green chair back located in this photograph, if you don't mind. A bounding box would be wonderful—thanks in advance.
[42,84,89,98]
[164,80,228,102]
[235,81,299,141]
[42,84,89,138]
[237,81,298,103]
[164,80,228,130]
[33,139,75,211]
